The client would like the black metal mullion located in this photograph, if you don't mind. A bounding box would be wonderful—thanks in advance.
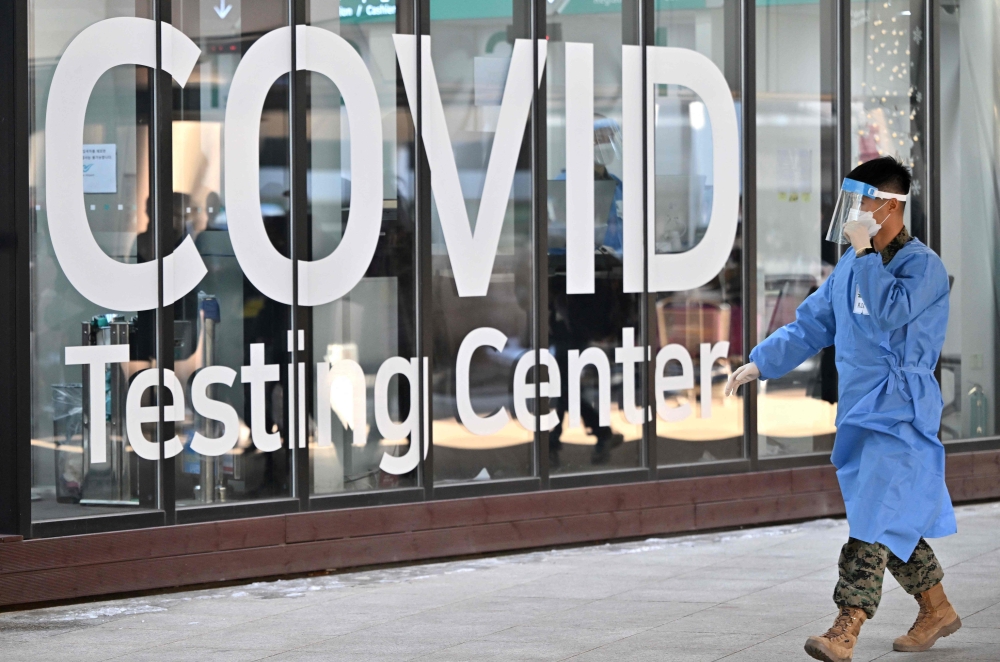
[0,0,30,537]
[413,0,433,500]
[153,0,175,524]
[531,0,549,488]
[924,0,943,400]
[623,0,655,478]
[741,0,758,470]
[924,0,940,254]
[836,0,851,184]
[289,0,308,509]
[641,0,655,478]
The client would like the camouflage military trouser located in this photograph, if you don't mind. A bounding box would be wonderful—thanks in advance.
[834,538,944,619]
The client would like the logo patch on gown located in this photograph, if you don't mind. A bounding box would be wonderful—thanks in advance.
[854,285,869,315]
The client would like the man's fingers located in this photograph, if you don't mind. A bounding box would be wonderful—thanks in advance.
[725,364,759,396]
[725,366,746,397]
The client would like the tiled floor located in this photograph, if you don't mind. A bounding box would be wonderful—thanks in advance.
[1,502,998,661]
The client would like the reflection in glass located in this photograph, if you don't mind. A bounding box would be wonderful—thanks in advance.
[29,1,158,520]
[171,0,291,505]
[756,0,838,457]
[938,1,1000,441]
[851,0,927,231]
[653,1,744,466]
[306,4,417,494]
[546,2,642,474]
[429,2,535,484]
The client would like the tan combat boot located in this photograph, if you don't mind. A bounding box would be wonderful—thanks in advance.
[893,582,962,652]
[804,606,867,662]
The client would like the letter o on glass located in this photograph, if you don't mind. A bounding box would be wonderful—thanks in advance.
[224,26,384,305]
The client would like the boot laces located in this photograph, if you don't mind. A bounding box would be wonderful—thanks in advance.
[908,594,934,634]
[823,607,859,639]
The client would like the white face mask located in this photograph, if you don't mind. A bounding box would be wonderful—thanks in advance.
[851,201,890,237]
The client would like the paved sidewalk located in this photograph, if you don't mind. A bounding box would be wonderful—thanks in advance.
[2,502,998,661]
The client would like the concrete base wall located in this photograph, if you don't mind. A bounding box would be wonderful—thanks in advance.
[1,449,998,610]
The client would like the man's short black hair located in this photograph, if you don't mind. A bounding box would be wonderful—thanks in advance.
[847,156,912,196]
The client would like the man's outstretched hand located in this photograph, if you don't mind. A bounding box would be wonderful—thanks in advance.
[725,362,760,396]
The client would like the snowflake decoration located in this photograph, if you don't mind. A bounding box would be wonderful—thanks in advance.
[915,90,923,104]
[913,26,922,44]
[910,179,921,196]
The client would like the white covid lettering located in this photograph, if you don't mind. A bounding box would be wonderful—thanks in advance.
[65,330,724,463]
[615,327,651,425]
[65,344,130,464]
[395,35,546,297]
[225,26,384,306]
[624,45,741,294]
[565,42,596,295]
[241,343,281,452]
[189,366,241,457]
[45,18,206,310]
[655,344,694,422]
[567,348,611,428]
[375,357,429,475]
[512,349,561,432]
[456,327,511,435]
[125,368,185,461]
[47,22,739,307]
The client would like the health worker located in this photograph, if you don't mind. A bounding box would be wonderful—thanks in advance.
[725,157,961,662]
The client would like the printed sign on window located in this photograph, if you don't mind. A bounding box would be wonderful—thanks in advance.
[82,144,117,193]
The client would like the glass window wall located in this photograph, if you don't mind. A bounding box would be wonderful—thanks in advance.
[305,3,418,495]
[19,0,988,534]
[545,1,642,475]
[29,0,160,521]
[851,0,927,234]
[755,0,838,458]
[170,0,292,507]
[938,0,1000,441]
[428,2,535,486]
[653,0,744,466]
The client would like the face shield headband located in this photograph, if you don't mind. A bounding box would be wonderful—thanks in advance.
[825,177,909,245]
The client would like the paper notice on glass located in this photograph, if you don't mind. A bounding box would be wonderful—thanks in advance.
[82,144,117,194]
[776,148,812,197]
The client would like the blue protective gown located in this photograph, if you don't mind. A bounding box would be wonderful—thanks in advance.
[750,238,956,561]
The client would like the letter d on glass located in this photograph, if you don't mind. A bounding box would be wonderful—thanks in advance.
[622,46,740,293]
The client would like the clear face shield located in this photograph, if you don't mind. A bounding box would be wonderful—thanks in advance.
[825,178,908,245]
[594,117,623,167]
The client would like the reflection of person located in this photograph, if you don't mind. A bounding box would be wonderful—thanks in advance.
[549,317,623,467]
[549,115,626,468]
[593,116,624,252]
[554,115,624,252]
[726,158,961,661]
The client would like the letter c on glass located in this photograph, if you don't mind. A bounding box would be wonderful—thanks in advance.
[45,18,206,311]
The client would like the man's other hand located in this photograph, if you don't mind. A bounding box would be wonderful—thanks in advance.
[725,362,760,396]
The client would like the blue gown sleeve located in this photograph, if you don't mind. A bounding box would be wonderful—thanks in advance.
[853,251,949,333]
[750,273,836,380]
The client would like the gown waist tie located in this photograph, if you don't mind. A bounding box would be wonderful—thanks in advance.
[879,342,934,401]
